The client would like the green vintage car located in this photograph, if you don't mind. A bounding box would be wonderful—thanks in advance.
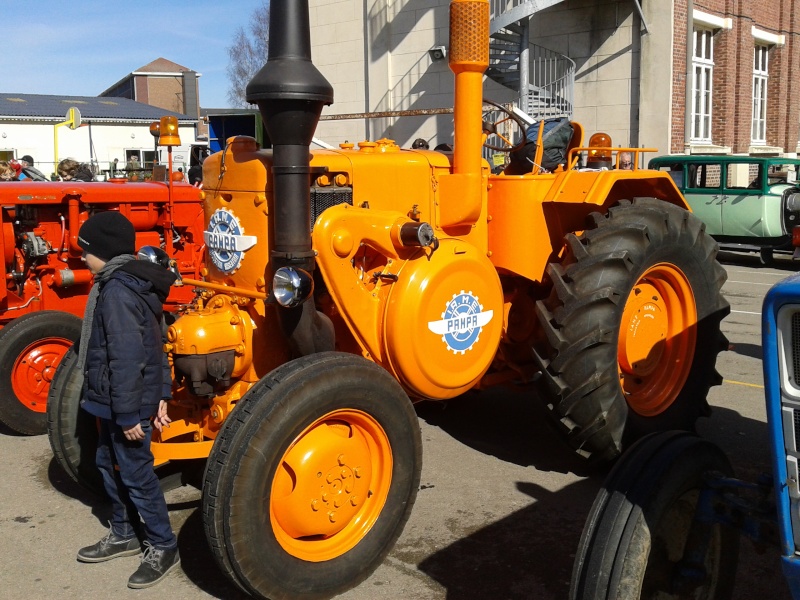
[649,155,800,264]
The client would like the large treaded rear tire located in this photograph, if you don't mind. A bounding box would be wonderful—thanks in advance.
[570,431,738,599]
[534,198,729,460]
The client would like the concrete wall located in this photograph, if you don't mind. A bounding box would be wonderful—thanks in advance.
[310,0,644,152]
[311,0,459,149]
[531,0,640,148]
[638,0,674,155]
[308,0,800,159]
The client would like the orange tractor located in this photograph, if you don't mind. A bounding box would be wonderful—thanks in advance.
[0,135,204,435]
[48,1,728,598]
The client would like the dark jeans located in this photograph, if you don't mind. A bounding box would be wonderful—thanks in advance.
[96,418,176,550]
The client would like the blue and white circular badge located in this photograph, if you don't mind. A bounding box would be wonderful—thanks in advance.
[427,291,494,355]
[203,208,258,274]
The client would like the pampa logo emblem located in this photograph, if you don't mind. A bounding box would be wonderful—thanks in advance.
[427,291,493,354]
[204,208,257,273]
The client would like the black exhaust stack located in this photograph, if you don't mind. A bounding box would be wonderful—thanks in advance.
[246,0,335,356]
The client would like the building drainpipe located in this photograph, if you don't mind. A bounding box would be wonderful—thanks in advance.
[684,0,693,154]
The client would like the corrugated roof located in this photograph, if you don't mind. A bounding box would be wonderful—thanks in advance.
[0,94,193,121]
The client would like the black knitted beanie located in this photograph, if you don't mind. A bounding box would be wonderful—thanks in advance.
[77,211,136,261]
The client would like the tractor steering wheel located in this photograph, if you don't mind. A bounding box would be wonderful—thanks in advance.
[482,99,527,153]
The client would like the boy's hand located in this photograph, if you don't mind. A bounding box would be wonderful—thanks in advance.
[153,399,172,432]
[123,423,145,441]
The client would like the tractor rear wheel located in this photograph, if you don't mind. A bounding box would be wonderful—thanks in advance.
[534,198,729,460]
[46,345,105,495]
[0,311,81,435]
[202,352,422,599]
[570,431,738,600]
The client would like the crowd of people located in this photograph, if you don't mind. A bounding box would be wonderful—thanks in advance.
[0,155,99,182]
[0,154,204,184]
[0,155,48,181]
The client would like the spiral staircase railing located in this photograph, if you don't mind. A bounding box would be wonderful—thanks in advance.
[487,0,574,120]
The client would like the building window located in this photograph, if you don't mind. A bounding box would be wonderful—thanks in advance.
[752,45,768,145]
[691,28,714,143]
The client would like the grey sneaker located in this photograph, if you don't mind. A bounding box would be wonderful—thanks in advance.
[127,542,181,589]
[77,529,141,563]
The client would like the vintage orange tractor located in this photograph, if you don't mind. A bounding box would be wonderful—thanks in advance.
[0,126,204,435]
[48,1,728,598]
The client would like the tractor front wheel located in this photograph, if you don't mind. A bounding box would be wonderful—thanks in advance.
[534,198,729,460]
[0,311,81,435]
[202,352,422,599]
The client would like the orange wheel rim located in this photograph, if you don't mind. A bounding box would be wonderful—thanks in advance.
[11,337,72,413]
[270,409,392,562]
[618,263,697,416]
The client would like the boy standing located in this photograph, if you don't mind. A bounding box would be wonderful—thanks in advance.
[74,211,180,589]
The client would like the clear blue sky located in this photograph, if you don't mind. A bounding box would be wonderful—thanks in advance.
[6,0,269,109]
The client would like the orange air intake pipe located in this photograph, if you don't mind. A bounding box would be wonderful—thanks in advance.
[446,0,489,226]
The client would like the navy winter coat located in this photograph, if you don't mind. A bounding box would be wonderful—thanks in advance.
[80,261,175,427]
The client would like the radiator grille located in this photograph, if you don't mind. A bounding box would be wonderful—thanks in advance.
[310,187,353,230]
[793,313,800,382]
[795,409,800,452]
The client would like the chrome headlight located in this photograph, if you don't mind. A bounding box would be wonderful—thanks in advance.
[272,267,313,307]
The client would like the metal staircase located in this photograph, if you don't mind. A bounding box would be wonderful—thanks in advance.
[488,0,574,119]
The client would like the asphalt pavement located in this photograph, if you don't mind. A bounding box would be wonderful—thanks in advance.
[0,249,794,600]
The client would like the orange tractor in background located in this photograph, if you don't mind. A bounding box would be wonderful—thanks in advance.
[0,125,204,435]
[48,1,729,598]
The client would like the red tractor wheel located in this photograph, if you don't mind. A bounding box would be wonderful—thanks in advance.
[0,311,81,435]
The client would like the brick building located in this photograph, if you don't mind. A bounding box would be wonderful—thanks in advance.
[669,0,800,155]
[100,58,207,137]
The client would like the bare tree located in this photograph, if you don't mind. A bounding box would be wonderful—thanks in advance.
[226,2,270,107]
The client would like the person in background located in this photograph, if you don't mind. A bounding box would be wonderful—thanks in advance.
[411,138,429,150]
[18,155,49,181]
[618,151,634,170]
[434,143,453,152]
[58,158,95,182]
[0,161,17,181]
[126,154,141,174]
[109,158,120,178]
[74,211,180,589]
[187,147,205,187]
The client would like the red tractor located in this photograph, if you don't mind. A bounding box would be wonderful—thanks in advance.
[0,146,204,435]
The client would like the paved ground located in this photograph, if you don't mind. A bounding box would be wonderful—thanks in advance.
[0,249,794,599]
